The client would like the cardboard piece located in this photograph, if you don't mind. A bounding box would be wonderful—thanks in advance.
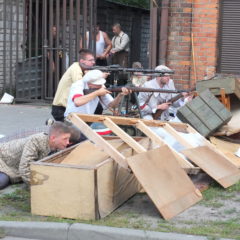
[182,146,240,188]
[127,146,202,220]
[210,137,240,168]
[31,143,141,220]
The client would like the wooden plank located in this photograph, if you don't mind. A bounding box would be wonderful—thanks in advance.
[67,113,129,169]
[73,113,189,130]
[162,123,194,148]
[127,146,202,220]
[210,137,240,168]
[181,146,240,188]
[135,121,195,169]
[103,117,146,154]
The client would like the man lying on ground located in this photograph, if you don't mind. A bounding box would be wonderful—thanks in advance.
[0,122,78,190]
[64,69,131,117]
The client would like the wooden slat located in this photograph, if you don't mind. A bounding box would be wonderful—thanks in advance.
[136,121,195,169]
[103,117,146,154]
[68,113,128,169]
[163,123,194,148]
[74,113,189,130]
[127,146,202,220]
[182,146,240,188]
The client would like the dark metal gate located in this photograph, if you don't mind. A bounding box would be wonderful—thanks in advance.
[2,0,97,101]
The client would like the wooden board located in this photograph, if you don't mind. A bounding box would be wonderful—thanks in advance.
[210,137,240,168]
[182,146,240,188]
[70,113,189,131]
[68,113,128,169]
[61,140,126,166]
[136,121,195,170]
[127,146,202,220]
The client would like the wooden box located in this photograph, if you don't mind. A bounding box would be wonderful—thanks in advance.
[177,89,232,137]
[30,140,141,220]
[196,76,240,99]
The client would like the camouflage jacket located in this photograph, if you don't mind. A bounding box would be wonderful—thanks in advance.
[0,133,51,184]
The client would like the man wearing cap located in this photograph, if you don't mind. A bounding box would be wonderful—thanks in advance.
[64,69,130,117]
[138,65,189,121]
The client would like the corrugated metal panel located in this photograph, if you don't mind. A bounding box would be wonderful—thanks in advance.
[219,0,240,73]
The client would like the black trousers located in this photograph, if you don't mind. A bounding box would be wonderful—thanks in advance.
[51,105,66,122]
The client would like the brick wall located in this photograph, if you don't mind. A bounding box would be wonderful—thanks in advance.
[167,0,219,89]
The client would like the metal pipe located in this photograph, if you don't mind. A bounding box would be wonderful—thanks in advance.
[159,0,170,65]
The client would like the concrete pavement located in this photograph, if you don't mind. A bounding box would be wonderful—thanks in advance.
[0,221,234,240]
[0,104,51,136]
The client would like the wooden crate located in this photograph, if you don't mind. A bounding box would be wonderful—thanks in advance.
[30,141,141,220]
[177,89,232,137]
[196,76,240,99]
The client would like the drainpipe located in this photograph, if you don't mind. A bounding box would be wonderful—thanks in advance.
[159,0,170,65]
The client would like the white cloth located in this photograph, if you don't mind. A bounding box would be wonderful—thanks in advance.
[64,80,113,117]
[138,78,184,121]
[112,31,130,52]
[96,31,105,56]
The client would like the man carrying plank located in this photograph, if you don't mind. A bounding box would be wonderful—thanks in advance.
[138,65,192,121]
[0,122,74,190]
[64,69,131,117]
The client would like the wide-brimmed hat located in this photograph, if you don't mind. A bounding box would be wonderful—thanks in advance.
[83,69,106,85]
[155,65,172,76]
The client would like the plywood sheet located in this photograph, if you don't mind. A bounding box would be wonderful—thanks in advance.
[182,146,240,188]
[210,137,240,168]
[61,140,125,166]
[127,146,202,220]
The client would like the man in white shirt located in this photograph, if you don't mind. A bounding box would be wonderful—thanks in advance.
[110,23,130,68]
[138,65,191,121]
[64,70,130,117]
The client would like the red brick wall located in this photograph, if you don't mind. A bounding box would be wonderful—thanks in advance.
[167,0,219,89]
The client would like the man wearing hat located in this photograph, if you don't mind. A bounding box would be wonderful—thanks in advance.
[64,69,130,117]
[138,65,189,121]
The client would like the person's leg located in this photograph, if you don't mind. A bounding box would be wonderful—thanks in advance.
[51,105,66,122]
[0,172,10,190]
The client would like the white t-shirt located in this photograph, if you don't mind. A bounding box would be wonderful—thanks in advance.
[64,80,113,117]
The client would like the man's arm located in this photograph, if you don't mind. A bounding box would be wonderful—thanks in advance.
[108,87,130,108]
[18,140,41,184]
[74,87,111,107]
[111,34,129,53]
[101,32,112,57]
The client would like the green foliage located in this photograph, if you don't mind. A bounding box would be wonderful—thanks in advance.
[109,0,150,9]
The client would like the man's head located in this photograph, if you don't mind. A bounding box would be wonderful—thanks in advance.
[155,65,172,86]
[79,49,95,69]
[83,69,106,89]
[48,122,71,150]
[112,23,122,36]
[95,23,100,34]
[52,26,57,37]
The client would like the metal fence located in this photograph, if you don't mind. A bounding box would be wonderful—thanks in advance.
[1,0,96,101]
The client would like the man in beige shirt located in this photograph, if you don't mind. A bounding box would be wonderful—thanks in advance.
[110,23,130,68]
[52,49,96,121]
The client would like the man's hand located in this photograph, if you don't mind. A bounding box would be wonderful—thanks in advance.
[157,102,171,110]
[96,86,111,96]
[120,87,131,96]
[110,49,116,54]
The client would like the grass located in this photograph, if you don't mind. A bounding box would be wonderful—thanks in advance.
[1,183,240,239]
[0,228,5,239]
